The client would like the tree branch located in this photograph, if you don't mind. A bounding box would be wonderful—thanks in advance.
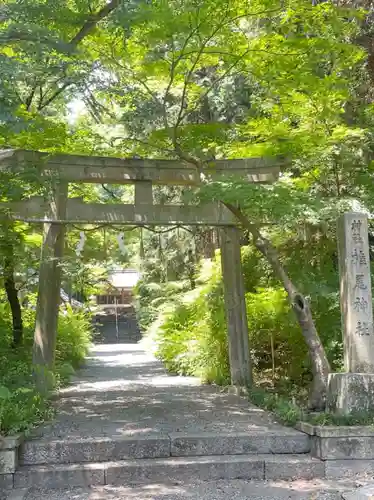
[163,12,211,117]
[101,184,121,200]
[177,48,251,127]
[173,8,232,138]
[69,0,121,47]
[38,82,73,110]
[16,271,39,292]
[13,0,121,111]
[24,84,38,111]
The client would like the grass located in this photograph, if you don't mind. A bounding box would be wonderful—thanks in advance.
[248,386,374,428]
[248,387,303,427]
[307,411,374,427]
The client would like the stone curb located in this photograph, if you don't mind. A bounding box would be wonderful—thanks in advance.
[295,422,315,435]
[0,436,24,452]
[296,421,374,461]
[295,422,374,438]
[0,434,25,476]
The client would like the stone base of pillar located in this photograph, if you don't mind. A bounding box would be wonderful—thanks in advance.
[326,372,374,414]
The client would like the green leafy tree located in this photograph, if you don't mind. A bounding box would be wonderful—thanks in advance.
[81,0,368,408]
[1,0,373,409]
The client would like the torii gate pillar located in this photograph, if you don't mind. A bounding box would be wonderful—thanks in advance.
[220,226,252,388]
[33,181,68,391]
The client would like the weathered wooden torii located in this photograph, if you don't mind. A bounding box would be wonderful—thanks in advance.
[0,149,280,390]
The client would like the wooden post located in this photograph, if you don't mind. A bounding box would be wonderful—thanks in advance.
[33,181,68,391]
[220,226,252,388]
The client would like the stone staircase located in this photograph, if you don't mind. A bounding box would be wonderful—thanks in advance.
[14,430,324,490]
[7,339,327,495]
[93,309,141,344]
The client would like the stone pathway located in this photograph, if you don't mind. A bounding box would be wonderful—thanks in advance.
[29,342,299,440]
[93,309,142,344]
[12,314,357,499]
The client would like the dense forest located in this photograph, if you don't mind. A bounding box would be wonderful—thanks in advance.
[0,0,374,432]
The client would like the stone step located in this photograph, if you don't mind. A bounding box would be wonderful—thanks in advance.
[20,435,170,465]
[14,454,325,490]
[170,431,310,457]
[15,479,353,500]
[20,431,311,465]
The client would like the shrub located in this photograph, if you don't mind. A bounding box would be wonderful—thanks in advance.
[135,279,191,331]
[246,288,309,386]
[0,302,93,435]
[149,259,230,384]
[144,243,344,396]
[0,386,54,435]
[56,308,93,369]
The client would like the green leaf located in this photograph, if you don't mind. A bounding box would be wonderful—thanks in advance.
[0,386,11,400]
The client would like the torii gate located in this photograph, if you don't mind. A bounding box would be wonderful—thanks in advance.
[0,149,280,390]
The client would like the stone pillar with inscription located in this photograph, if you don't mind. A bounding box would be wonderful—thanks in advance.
[327,213,374,414]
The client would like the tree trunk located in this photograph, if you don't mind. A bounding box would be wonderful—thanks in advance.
[4,255,23,347]
[224,203,331,409]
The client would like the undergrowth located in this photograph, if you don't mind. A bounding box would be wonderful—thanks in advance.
[142,259,230,384]
[138,244,343,394]
[0,302,92,436]
[307,411,374,426]
[248,386,374,427]
[248,387,303,426]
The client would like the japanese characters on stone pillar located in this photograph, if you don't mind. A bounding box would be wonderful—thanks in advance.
[338,213,374,373]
